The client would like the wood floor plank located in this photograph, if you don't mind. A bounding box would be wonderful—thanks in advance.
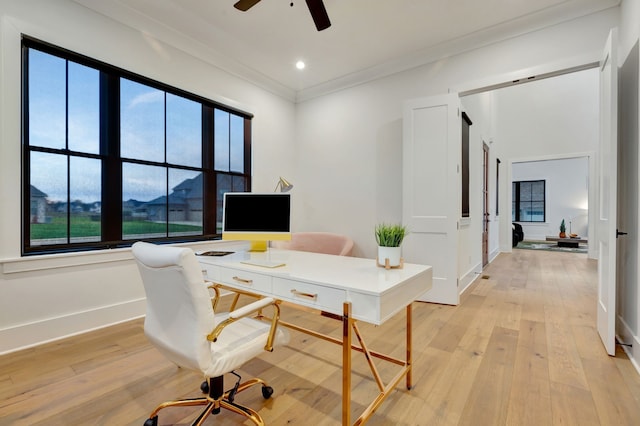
[505,319,552,426]
[428,294,485,352]
[613,345,640,405]
[457,326,518,425]
[420,333,490,425]
[550,381,601,426]
[581,356,640,425]
[519,282,547,323]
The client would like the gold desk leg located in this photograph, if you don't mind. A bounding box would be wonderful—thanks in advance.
[342,301,352,426]
[406,303,412,390]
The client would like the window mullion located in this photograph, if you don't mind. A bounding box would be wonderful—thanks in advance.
[22,44,31,254]
[164,92,169,237]
[101,73,122,245]
[244,117,252,191]
[515,182,520,222]
[65,60,71,243]
[203,105,216,236]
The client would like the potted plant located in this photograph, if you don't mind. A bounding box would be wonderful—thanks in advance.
[559,219,566,238]
[375,223,407,267]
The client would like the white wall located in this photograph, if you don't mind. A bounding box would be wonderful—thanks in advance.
[461,91,499,265]
[617,0,640,375]
[512,157,590,241]
[0,0,296,354]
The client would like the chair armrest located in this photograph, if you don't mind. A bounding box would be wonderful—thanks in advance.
[206,281,221,310]
[207,297,283,352]
[207,282,262,310]
[228,297,275,319]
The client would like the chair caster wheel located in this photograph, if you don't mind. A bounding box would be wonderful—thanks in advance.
[200,380,209,394]
[262,385,274,399]
[144,416,158,426]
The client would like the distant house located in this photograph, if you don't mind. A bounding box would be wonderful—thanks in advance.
[89,202,101,213]
[145,193,187,222]
[172,173,203,222]
[123,199,147,220]
[30,185,48,223]
[143,173,203,223]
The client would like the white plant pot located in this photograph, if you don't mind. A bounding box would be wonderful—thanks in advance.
[378,246,402,267]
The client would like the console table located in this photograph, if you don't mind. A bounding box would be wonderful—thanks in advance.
[545,236,588,248]
[197,248,433,425]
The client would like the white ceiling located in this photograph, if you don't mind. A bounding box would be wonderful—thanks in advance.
[73,0,619,101]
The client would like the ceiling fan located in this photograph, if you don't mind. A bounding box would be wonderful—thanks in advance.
[234,0,331,31]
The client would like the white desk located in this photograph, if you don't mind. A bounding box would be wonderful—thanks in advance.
[198,249,433,425]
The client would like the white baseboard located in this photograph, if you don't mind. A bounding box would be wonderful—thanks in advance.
[0,298,146,355]
[489,248,500,263]
[459,262,483,295]
[617,314,640,376]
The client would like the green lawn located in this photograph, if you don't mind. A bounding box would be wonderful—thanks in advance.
[31,215,202,240]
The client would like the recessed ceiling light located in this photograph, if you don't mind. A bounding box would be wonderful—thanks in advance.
[295,60,306,70]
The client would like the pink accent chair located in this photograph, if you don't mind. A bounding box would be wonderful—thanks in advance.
[272,232,354,256]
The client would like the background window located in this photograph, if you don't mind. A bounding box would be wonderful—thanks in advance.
[512,180,545,222]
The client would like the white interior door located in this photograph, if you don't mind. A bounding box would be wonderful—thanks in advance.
[597,28,618,356]
[403,94,460,305]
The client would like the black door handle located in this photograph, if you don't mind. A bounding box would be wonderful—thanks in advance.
[617,229,628,238]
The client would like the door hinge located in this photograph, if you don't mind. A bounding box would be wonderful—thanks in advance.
[457,278,460,287]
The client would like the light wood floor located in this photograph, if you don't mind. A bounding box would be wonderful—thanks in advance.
[1,249,640,425]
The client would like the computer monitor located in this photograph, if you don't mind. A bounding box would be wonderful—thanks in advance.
[222,192,292,252]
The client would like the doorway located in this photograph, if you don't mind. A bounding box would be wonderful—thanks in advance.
[511,155,591,254]
[460,66,599,258]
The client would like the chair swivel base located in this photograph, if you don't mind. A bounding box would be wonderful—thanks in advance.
[143,376,273,426]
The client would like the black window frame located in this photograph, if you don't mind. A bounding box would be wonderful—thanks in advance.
[512,179,546,222]
[21,36,252,255]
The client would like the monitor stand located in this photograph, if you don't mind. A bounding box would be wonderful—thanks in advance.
[249,240,268,252]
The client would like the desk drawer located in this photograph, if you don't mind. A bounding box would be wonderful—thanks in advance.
[217,268,272,293]
[273,277,345,313]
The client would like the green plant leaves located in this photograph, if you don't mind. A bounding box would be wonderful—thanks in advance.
[375,223,407,247]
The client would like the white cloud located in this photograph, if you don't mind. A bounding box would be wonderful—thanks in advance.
[128,90,163,109]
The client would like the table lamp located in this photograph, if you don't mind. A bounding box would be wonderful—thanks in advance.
[274,176,293,192]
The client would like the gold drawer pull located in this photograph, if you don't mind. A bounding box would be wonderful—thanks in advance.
[232,276,253,285]
[291,289,317,301]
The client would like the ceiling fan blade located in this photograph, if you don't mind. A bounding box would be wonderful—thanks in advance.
[305,0,331,31]
[234,0,262,12]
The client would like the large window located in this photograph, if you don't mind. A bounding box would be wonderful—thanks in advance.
[512,180,545,222]
[22,38,252,254]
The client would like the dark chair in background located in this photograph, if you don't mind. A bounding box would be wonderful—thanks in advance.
[512,223,524,247]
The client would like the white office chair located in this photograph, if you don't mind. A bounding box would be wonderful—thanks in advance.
[271,231,354,256]
[132,241,289,426]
